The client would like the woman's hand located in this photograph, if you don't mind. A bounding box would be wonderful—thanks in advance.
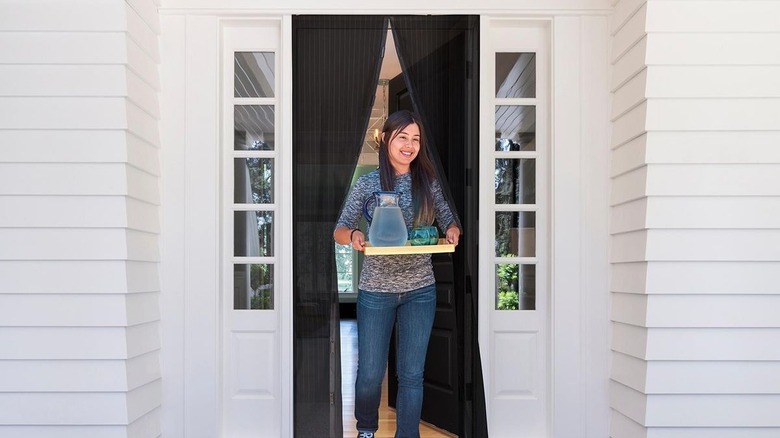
[445,225,460,246]
[350,229,366,252]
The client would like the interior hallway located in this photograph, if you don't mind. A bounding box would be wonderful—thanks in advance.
[340,319,455,438]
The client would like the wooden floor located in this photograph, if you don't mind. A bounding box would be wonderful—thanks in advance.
[341,319,455,438]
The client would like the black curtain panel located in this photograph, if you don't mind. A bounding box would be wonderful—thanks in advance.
[292,16,387,438]
[391,16,488,437]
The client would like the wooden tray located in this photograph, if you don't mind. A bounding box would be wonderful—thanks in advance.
[364,238,455,256]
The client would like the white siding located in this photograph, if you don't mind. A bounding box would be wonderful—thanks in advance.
[0,1,162,437]
[609,1,780,437]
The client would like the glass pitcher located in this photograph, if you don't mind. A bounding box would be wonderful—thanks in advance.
[362,191,408,247]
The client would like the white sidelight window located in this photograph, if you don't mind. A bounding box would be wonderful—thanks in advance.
[480,19,550,437]
[221,20,290,437]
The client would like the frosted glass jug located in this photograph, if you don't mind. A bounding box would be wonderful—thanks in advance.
[362,191,408,247]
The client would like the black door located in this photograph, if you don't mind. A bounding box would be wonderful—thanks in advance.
[386,16,482,436]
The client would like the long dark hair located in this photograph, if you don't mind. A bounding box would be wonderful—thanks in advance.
[378,110,436,227]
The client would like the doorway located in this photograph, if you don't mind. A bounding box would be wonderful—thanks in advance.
[292,15,484,438]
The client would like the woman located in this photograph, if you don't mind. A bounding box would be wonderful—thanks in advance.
[334,110,462,438]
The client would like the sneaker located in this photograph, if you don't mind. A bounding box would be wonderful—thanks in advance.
[357,432,374,438]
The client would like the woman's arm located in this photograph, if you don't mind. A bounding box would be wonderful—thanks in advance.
[334,226,365,251]
[432,180,463,245]
[334,175,371,251]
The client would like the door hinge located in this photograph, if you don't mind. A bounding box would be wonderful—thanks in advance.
[330,392,335,405]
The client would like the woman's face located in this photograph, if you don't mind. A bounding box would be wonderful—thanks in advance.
[385,123,421,174]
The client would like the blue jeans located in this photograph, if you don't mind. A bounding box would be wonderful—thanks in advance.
[355,284,437,438]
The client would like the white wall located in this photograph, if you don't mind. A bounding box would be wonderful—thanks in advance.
[0,1,163,437]
[609,1,780,437]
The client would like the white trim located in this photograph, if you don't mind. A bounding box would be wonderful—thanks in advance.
[280,14,294,438]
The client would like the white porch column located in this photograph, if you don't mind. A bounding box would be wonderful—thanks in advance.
[609,1,780,437]
[0,1,163,437]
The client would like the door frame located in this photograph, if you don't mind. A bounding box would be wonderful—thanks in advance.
[159,8,611,438]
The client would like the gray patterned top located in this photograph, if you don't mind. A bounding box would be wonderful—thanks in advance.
[335,169,460,293]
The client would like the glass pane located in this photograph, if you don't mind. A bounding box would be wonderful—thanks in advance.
[234,105,275,150]
[233,264,274,310]
[495,264,536,310]
[495,212,536,257]
[234,158,274,204]
[495,53,536,98]
[495,158,535,204]
[234,211,274,257]
[495,106,535,151]
[335,243,354,293]
[234,52,275,97]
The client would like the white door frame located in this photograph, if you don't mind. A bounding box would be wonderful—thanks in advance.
[159,8,610,438]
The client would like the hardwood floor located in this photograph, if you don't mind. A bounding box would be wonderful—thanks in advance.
[340,319,455,438]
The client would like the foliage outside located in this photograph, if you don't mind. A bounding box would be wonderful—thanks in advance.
[497,256,519,310]
[249,264,273,309]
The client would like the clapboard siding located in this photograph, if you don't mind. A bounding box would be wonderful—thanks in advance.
[0,360,133,392]
[611,36,646,90]
[644,197,780,229]
[0,425,141,438]
[0,1,162,435]
[0,1,126,31]
[611,261,648,294]
[611,101,647,146]
[611,67,646,119]
[646,164,780,197]
[127,38,160,90]
[613,323,780,361]
[0,65,126,97]
[0,32,127,64]
[126,4,160,63]
[0,352,158,394]
[0,196,127,228]
[611,0,646,34]
[611,134,646,176]
[611,166,647,205]
[126,100,161,146]
[614,382,780,427]
[0,292,158,327]
[0,327,132,360]
[646,1,780,33]
[612,352,780,395]
[644,131,780,164]
[128,408,161,438]
[646,66,780,98]
[646,99,780,131]
[613,293,780,328]
[127,165,161,204]
[0,196,158,233]
[0,163,160,203]
[610,198,646,234]
[0,261,133,294]
[610,2,780,435]
[126,261,160,293]
[611,3,646,62]
[127,0,161,35]
[0,97,127,129]
[646,33,780,66]
[128,69,161,119]
[128,133,162,174]
[0,131,130,163]
[644,261,780,295]
[0,260,158,294]
[625,229,780,261]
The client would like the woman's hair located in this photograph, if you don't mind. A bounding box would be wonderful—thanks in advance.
[378,110,437,227]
